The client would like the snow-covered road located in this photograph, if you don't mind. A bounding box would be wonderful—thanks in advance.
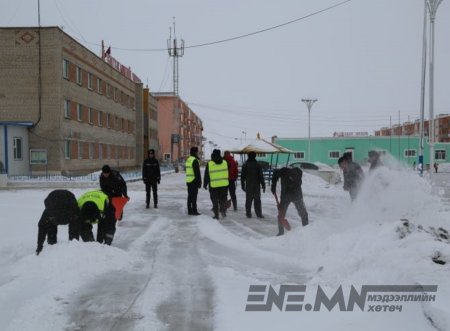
[1,169,450,331]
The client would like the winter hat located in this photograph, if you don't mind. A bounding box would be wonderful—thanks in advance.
[248,151,256,160]
[148,149,155,154]
[190,147,199,155]
[101,164,111,173]
[212,149,221,158]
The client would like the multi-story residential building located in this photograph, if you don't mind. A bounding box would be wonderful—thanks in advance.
[0,27,141,175]
[142,87,159,157]
[374,114,450,143]
[153,93,203,162]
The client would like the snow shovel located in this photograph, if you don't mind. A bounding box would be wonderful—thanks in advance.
[111,197,129,221]
[273,192,291,231]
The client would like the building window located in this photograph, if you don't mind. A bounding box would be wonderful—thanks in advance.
[106,83,110,97]
[114,87,118,101]
[88,108,93,124]
[107,114,111,128]
[78,142,83,159]
[89,143,94,159]
[107,144,111,159]
[76,66,82,85]
[99,143,103,160]
[404,149,416,158]
[62,59,69,79]
[88,73,93,89]
[98,111,103,127]
[164,153,171,161]
[64,99,71,119]
[77,104,83,121]
[329,151,340,159]
[13,137,23,160]
[97,78,102,94]
[294,152,305,159]
[435,150,446,160]
[64,140,71,159]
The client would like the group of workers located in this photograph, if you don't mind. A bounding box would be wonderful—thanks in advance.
[185,146,309,235]
[36,165,128,255]
[36,147,312,254]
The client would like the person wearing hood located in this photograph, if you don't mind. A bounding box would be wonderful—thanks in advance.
[223,150,238,211]
[185,146,202,215]
[204,149,229,219]
[241,151,265,218]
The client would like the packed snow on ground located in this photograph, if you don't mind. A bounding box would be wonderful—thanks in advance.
[0,166,449,331]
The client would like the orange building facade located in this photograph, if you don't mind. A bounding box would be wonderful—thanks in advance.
[153,93,203,163]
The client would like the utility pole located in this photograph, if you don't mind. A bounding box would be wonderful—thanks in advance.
[301,99,317,161]
[418,0,428,176]
[167,18,184,162]
[427,0,443,174]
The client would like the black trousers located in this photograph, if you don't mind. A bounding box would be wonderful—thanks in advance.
[80,206,117,245]
[187,182,199,214]
[37,210,80,250]
[245,189,262,217]
[209,186,228,217]
[145,182,158,206]
[278,194,308,234]
[228,179,237,210]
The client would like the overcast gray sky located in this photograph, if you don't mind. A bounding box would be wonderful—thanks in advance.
[1,0,449,151]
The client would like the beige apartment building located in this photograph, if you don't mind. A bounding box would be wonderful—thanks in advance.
[153,93,203,163]
[0,27,142,175]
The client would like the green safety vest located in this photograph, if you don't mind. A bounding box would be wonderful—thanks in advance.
[77,190,108,214]
[208,161,229,188]
[185,156,196,183]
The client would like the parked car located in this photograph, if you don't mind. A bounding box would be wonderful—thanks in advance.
[289,161,341,184]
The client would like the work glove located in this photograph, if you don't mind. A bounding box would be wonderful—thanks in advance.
[157,178,161,184]
[203,185,208,190]
[271,187,276,195]
[125,195,130,201]
[262,187,266,193]
[36,246,43,256]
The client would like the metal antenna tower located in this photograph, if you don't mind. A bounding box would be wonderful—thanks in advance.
[167,18,184,96]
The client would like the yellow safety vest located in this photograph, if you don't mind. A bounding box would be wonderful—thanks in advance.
[77,190,108,213]
[185,156,196,183]
[208,161,229,188]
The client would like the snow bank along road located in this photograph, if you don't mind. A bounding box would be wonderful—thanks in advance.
[1,169,450,331]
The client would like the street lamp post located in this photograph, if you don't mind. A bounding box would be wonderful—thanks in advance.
[427,0,443,173]
[418,0,428,176]
[301,98,318,161]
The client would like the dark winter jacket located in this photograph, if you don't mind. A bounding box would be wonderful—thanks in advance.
[241,158,265,193]
[204,153,229,189]
[271,167,303,198]
[37,190,81,254]
[43,190,80,224]
[343,161,364,191]
[100,169,128,198]
[142,157,161,184]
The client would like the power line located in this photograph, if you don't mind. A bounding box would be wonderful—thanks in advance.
[73,0,352,52]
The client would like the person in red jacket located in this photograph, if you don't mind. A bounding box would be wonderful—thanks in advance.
[224,151,238,211]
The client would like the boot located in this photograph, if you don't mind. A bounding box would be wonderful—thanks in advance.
[232,198,237,211]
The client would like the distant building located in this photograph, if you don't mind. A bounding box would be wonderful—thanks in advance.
[0,27,142,175]
[153,93,203,162]
[264,135,450,168]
